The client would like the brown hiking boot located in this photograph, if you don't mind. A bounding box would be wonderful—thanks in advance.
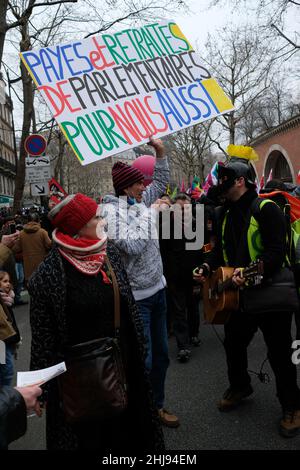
[158,408,180,428]
[217,385,254,411]
[279,410,300,438]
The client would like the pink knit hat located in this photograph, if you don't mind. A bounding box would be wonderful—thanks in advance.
[112,162,144,193]
[50,193,98,236]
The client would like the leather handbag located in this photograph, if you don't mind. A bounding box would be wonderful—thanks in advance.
[58,257,128,424]
[241,266,300,315]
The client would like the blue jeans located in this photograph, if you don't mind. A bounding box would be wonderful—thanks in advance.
[0,345,15,386]
[136,289,170,409]
[15,262,24,303]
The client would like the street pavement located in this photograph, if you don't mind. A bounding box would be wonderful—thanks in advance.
[9,297,300,451]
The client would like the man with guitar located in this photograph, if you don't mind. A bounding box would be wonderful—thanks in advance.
[194,145,300,438]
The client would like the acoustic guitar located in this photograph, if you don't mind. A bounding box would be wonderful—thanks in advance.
[201,262,263,324]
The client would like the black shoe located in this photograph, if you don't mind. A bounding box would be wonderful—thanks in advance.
[15,300,28,306]
[177,349,191,363]
[217,385,253,411]
[191,336,201,347]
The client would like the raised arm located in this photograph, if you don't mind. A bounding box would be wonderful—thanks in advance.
[142,138,169,208]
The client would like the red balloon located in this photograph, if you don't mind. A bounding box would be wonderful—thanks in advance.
[132,155,156,187]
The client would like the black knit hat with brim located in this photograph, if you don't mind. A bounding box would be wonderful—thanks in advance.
[112,162,144,193]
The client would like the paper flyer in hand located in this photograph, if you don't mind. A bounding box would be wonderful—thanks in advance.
[17,362,67,387]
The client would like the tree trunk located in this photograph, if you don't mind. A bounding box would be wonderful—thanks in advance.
[54,131,66,187]
[0,0,9,68]
[229,112,235,144]
[199,159,204,182]
[13,24,34,213]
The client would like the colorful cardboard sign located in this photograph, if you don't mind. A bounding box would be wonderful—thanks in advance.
[20,21,234,166]
[48,177,67,196]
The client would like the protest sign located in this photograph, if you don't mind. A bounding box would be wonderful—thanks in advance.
[21,21,234,165]
[49,177,67,196]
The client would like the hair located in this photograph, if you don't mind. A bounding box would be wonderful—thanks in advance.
[28,212,40,223]
[48,195,75,221]
[0,270,10,286]
[174,193,191,203]
[0,271,12,297]
[206,185,221,204]
[264,179,287,191]
[4,216,14,223]
[115,188,126,197]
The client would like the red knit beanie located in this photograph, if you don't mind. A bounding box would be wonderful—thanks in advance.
[112,162,144,193]
[50,193,98,236]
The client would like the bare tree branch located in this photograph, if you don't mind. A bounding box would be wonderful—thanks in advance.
[271,23,300,49]
[32,0,77,8]
[6,0,77,31]
[85,7,157,38]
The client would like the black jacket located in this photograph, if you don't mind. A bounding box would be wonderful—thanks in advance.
[159,211,203,285]
[40,212,53,239]
[205,189,287,278]
[0,386,27,450]
[28,244,164,451]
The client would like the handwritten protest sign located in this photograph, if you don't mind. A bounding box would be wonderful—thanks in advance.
[20,21,234,165]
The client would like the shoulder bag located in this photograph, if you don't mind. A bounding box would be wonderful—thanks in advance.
[241,266,299,315]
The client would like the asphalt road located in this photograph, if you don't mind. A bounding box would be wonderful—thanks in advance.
[9,297,300,451]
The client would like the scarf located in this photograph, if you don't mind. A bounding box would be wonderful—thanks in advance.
[52,229,110,282]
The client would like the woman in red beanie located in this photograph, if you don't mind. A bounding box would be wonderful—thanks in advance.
[28,193,164,451]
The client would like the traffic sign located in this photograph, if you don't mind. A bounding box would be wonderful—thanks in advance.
[26,156,50,167]
[30,183,49,196]
[26,166,51,184]
[24,134,47,156]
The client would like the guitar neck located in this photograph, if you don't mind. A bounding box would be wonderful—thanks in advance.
[216,268,255,294]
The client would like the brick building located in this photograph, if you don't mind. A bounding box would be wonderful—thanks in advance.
[251,114,300,184]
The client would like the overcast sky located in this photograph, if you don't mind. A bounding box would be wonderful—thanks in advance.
[4,0,300,133]
[172,0,300,49]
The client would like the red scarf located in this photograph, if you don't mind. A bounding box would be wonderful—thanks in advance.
[52,229,110,282]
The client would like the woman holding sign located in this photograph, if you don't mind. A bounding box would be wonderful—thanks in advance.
[28,193,164,451]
